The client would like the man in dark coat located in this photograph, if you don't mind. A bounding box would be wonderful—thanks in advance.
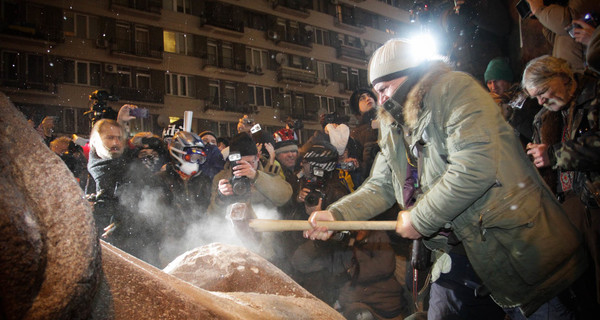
[524,55,600,309]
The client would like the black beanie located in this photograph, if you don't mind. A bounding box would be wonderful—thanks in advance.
[349,88,376,115]
[229,133,258,157]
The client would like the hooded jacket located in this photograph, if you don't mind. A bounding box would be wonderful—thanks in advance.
[328,61,587,314]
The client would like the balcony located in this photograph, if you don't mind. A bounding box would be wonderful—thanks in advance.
[271,0,310,19]
[111,40,163,62]
[204,97,256,114]
[336,44,367,64]
[267,28,313,52]
[333,16,366,34]
[203,54,246,77]
[110,0,161,18]
[202,2,244,37]
[277,66,317,86]
[111,86,164,104]
[1,22,62,45]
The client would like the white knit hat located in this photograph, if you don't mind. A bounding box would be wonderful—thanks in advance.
[368,39,422,85]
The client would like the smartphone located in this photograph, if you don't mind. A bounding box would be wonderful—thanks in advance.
[250,123,261,134]
[129,108,149,118]
[516,0,532,19]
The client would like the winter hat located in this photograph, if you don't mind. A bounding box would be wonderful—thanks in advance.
[303,142,339,172]
[349,89,377,115]
[199,130,217,140]
[229,132,258,157]
[327,123,350,156]
[273,128,298,155]
[368,39,422,85]
[484,58,513,83]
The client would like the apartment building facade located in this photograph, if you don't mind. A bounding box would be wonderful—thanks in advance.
[0,0,410,141]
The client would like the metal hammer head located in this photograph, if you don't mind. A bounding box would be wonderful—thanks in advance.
[227,202,261,243]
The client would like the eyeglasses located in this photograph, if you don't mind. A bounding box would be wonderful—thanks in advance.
[183,147,207,164]
[526,86,549,100]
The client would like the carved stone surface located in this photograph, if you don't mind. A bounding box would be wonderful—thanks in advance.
[0,91,343,319]
[0,92,100,319]
[95,242,344,320]
[164,242,314,298]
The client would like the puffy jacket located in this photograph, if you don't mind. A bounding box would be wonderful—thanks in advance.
[328,61,587,315]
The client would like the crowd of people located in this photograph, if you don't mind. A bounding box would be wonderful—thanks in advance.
[31,1,600,319]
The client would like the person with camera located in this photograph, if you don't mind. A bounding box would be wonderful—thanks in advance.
[523,55,600,311]
[525,0,600,72]
[291,142,351,306]
[50,136,89,190]
[208,132,292,217]
[570,16,600,74]
[305,39,587,319]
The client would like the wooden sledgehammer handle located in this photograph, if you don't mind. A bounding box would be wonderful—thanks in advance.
[248,219,397,232]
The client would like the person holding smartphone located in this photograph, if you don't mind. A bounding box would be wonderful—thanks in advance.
[525,0,600,72]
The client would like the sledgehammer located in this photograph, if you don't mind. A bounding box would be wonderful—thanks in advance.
[228,203,397,232]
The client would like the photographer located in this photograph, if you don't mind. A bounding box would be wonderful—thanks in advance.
[208,133,292,217]
[51,136,89,190]
[291,142,350,306]
[526,0,600,72]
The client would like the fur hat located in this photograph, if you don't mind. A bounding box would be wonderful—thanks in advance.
[349,89,377,115]
[484,57,513,82]
[368,39,422,85]
[229,133,258,157]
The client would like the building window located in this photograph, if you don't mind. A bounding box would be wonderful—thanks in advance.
[340,66,349,90]
[116,23,131,52]
[26,54,44,83]
[350,68,359,89]
[245,11,266,31]
[135,26,149,56]
[282,93,292,112]
[245,47,268,68]
[64,60,101,86]
[1,51,19,81]
[117,67,132,88]
[248,85,272,107]
[292,95,305,117]
[224,83,236,110]
[163,31,193,55]
[207,40,217,66]
[222,43,233,69]
[313,27,330,46]
[209,79,220,106]
[136,73,150,89]
[165,73,192,97]
[176,0,191,14]
[317,61,332,80]
[316,95,335,113]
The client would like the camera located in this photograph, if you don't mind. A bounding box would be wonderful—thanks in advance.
[321,112,350,128]
[567,13,599,38]
[228,152,251,196]
[85,89,119,123]
[339,161,356,171]
[303,167,326,207]
[515,0,532,19]
[286,117,304,130]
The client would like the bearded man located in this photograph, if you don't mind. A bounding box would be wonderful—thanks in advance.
[305,39,587,318]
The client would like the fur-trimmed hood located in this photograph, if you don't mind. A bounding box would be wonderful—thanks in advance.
[377,61,453,129]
